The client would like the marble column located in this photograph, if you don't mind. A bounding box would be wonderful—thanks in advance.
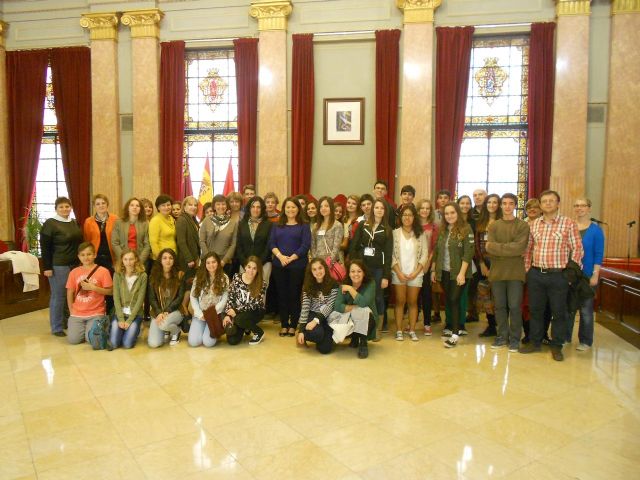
[80,13,121,210]
[602,0,640,257]
[249,1,292,201]
[121,9,163,203]
[0,21,11,241]
[396,0,440,202]
[550,0,591,216]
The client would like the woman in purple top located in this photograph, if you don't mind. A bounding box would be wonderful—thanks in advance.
[269,197,311,336]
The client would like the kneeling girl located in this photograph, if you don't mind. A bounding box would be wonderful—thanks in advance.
[296,258,339,354]
[223,256,267,345]
[110,250,147,348]
[147,248,185,347]
[189,252,229,347]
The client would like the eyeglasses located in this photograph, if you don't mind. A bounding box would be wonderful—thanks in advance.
[573,204,589,208]
[402,214,414,218]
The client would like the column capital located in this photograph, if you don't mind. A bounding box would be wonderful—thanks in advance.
[249,1,293,31]
[396,0,442,23]
[0,21,7,48]
[80,12,118,41]
[555,0,591,16]
[612,0,640,14]
[121,9,164,39]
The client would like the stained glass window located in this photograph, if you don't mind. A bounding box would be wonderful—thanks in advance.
[456,36,529,215]
[184,49,239,197]
[33,66,70,225]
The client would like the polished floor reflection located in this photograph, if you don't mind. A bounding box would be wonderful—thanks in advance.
[1,309,639,479]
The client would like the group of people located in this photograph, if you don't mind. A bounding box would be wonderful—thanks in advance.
[39,179,604,361]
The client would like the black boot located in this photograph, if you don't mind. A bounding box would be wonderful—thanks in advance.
[357,335,368,359]
[479,325,497,337]
[349,335,358,348]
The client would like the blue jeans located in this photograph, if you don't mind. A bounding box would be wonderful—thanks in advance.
[526,268,569,348]
[147,310,183,348]
[47,265,71,333]
[110,316,143,349]
[569,289,595,346]
[188,317,218,348]
[491,280,524,348]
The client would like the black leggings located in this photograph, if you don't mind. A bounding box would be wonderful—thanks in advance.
[272,266,305,329]
[441,271,463,334]
[226,310,264,345]
[302,313,334,354]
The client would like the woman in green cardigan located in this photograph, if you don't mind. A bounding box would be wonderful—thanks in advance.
[431,202,474,348]
[334,259,378,358]
[110,250,147,349]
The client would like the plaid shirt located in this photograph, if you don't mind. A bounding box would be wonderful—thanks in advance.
[524,214,584,270]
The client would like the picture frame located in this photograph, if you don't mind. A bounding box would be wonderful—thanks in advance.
[323,97,365,145]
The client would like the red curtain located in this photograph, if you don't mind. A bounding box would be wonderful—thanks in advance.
[435,26,474,193]
[528,22,556,198]
[50,47,92,226]
[375,29,401,199]
[160,40,186,200]
[291,34,314,196]
[7,50,49,250]
[234,38,259,189]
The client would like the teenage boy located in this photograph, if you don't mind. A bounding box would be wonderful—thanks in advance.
[485,193,530,352]
[395,185,416,226]
[434,189,451,225]
[521,190,583,361]
[66,242,113,344]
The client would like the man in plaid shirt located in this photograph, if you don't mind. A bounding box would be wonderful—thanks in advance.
[520,190,584,361]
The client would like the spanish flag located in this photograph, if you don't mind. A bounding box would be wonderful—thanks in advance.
[197,153,213,220]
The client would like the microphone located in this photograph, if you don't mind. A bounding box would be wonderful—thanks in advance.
[590,217,607,225]
[627,220,637,227]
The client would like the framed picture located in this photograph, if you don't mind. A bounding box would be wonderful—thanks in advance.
[323,98,365,145]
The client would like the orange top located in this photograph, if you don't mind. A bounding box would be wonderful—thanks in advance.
[83,214,119,263]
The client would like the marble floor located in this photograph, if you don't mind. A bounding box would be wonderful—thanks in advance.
[1,309,639,480]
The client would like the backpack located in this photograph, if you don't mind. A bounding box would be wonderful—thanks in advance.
[88,316,112,351]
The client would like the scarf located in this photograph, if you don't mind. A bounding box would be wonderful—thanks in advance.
[248,217,262,240]
[211,214,230,231]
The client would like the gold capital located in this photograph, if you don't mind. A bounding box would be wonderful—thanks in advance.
[121,9,164,38]
[555,0,591,16]
[396,0,442,23]
[612,0,640,14]
[249,1,293,31]
[80,12,118,41]
[0,21,7,48]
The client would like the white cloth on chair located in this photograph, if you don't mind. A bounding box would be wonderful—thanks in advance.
[0,251,41,292]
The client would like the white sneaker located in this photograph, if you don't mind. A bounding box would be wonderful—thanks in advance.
[576,343,591,351]
[444,334,459,348]
[169,332,181,346]
[458,329,468,336]
[424,325,432,336]
[409,331,419,342]
[395,331,404,341]
[441,329,452,338]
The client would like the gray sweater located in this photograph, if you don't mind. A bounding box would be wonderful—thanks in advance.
[199,217,238,265]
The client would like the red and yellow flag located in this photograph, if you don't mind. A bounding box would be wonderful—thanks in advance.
[197,153,213,220]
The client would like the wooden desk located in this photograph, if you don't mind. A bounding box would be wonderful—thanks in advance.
[598,266,640,348]
[0,259,50,320]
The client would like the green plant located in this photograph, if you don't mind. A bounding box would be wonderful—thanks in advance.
[23,207,42,256]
